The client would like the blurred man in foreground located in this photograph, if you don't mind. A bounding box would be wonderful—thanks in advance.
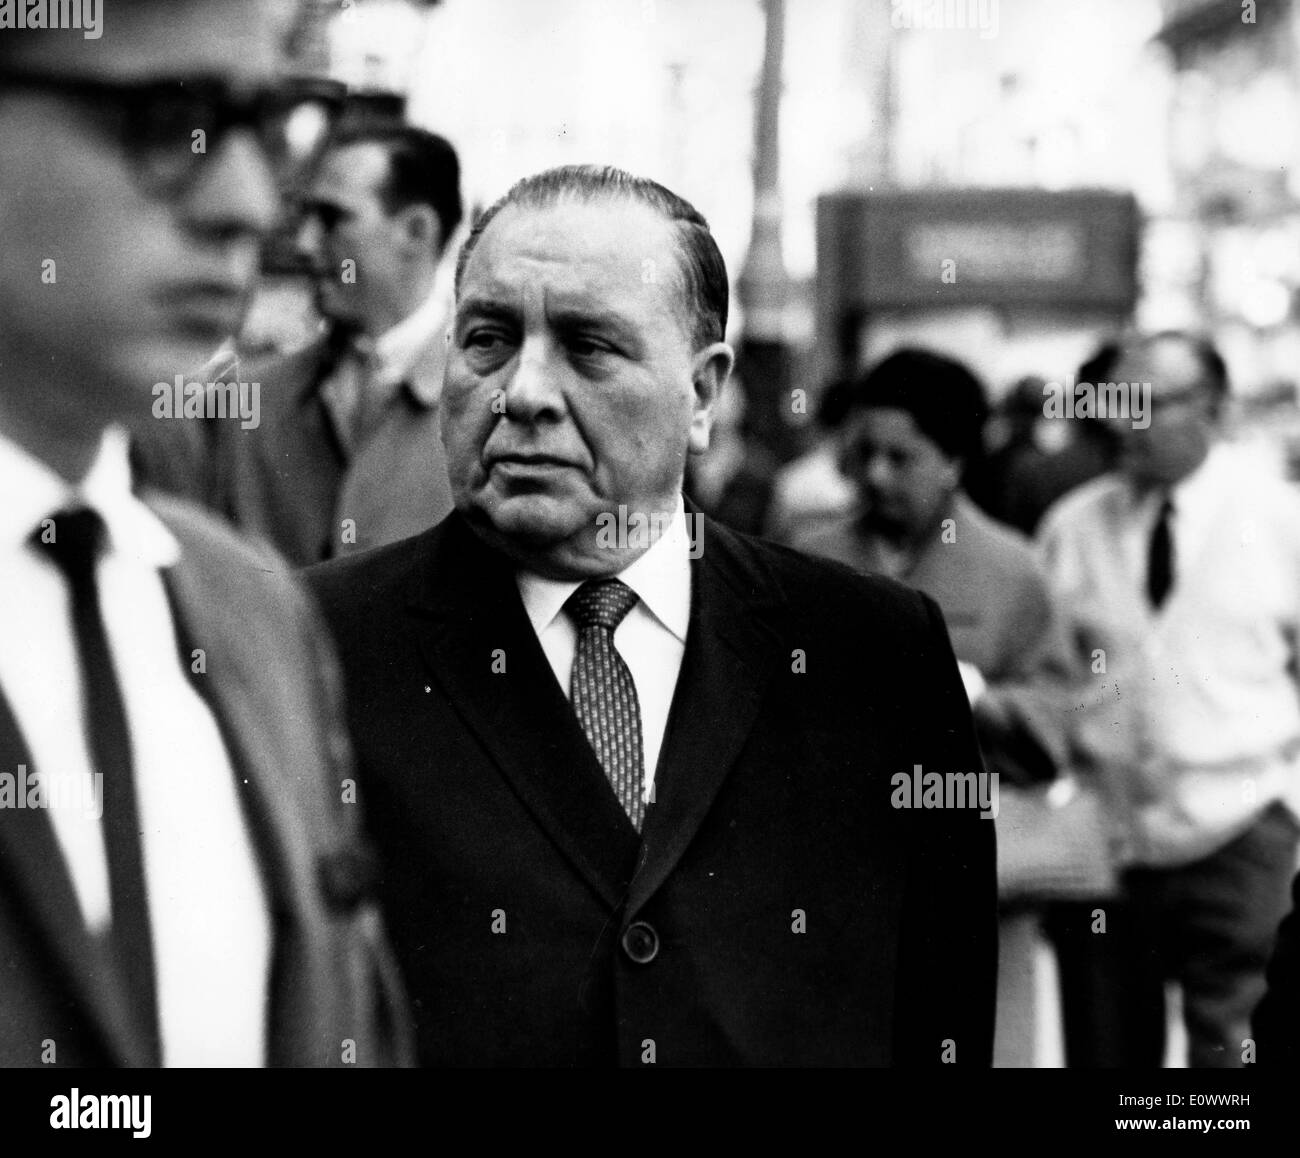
[0,0,408,1066]
[307,165,996,1066]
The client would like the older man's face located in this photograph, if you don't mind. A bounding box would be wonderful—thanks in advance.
[444,198,729,578]
[1113,338,1217,490]
[0,0,292,435]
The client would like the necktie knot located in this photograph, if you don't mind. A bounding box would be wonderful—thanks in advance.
[32,507,108,582]
[322,337,397,455]
[565,578,639,633]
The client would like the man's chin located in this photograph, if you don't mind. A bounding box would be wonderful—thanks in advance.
[462,492,620,577]
[468,491,586,545]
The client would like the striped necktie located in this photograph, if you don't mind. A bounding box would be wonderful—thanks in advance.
[565,579,646,830]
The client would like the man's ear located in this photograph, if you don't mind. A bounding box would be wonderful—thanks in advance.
[687,341,734,455]
[398,203,442,256]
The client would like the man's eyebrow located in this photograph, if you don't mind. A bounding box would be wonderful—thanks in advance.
[548,306,639,343]
[455,297,518,323]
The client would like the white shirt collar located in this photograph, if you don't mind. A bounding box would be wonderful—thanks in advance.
[1121,442,1225,517]
[517,497,693,643]
[372,281,449,403]
[1170,441,1227,511]
[0,425,179,567]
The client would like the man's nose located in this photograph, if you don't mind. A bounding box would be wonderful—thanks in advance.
[503,337,566,422]
[179,127,280,241]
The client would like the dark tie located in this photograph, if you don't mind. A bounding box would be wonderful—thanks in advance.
[565,579,647,831]
[321,341,395,456]
[1146,495,1176,610]
[32,507,160,1061]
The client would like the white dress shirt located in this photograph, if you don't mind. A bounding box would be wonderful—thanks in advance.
[516,500,693,800]
[1038,443,1300,866]
[372,280,450,402]
[0,427,270,1065]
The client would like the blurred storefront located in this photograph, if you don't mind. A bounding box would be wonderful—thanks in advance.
[813,0,1167,397]
[814,188,1141,390]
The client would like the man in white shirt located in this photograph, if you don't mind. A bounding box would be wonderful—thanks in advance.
[1038,330,1300,1067]
[0,0,408,1067]
[306,164,996,1066]
[214,123,463,564]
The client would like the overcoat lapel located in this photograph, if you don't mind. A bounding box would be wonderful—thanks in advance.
[626,519,784,917]
[0,689,157,1066]
[408,516,642,909]
[157,537,324,1067]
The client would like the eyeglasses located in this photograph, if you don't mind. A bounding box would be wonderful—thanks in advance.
[0,70,346,197]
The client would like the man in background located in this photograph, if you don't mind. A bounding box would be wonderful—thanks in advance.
[764,377,857,545]
[217,122,462,564]
[0,0,408,1066]
[968,346,1121,537]
[1039,331,1300,1067]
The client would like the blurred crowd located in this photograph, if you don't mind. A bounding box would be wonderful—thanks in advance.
[701,334,1300,1068]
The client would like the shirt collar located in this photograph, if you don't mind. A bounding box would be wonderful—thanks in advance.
[516,497,693,643]
[1124,442,1224,518]
[1170,441,1225,511]
[372,281,449,406]
[0,426,179,567]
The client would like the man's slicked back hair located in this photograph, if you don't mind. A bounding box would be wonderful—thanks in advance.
[454,164,729,351]
[333,124,463,253]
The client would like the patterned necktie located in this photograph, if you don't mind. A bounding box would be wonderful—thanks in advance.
[565,579,646,831]
[1146,495,1176,610]
[32,508,160,1061]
